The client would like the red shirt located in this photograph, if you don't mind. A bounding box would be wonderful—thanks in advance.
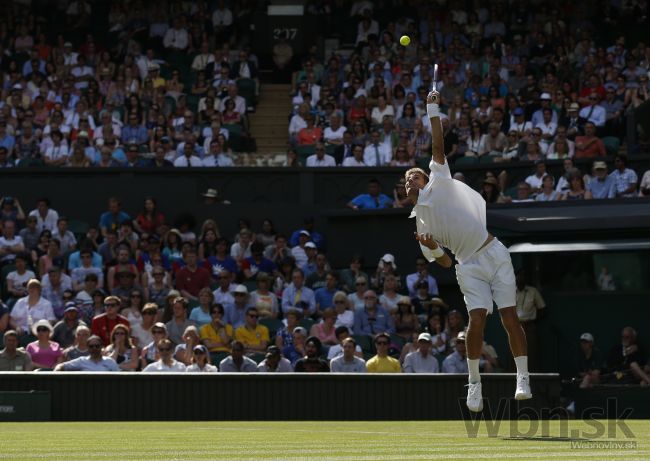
[575,136,606,159]
[91,314,130,346]
[175,265,211,297]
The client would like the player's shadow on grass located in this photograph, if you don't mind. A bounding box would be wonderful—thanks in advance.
[501,436,592,442]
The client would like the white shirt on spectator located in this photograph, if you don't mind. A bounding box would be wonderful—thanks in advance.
[288,114,307,136]
[220,96,246,115]
[44,144,70,162]
[71,65,94,90]
[6,269,36,294]
[202,153,234,167]
[363,143,392,166]
[29,208,59,232]
[291,246,308,267]
[323,126,346,143]
[143,359,187,372]
[579,104,606,127]
[163,28,189,50]
[10,296,55,332]
[173,155,202,167]
[342,157,367,167]
[525,173,548,190]
[306,154,336,167]
[0,235,24,262]
[212,7,233,26]
[403,350,440,373]
[327,343,362,360]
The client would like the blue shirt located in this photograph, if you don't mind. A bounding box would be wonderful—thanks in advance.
[203,256,238,277]
[68,251,103,270]
[609,169,638,197]
[351,193,393,210]
[121,125,148,145]
[281,284,316,315]
[224,302,253,329]
[242,256,277,278]
[587,176,616,199]
[354,306,395,335]
[0,134,15,152]
[189,306,212,328]
[99,211,131,233]
[315,287,337,309]
[289,229,325,249]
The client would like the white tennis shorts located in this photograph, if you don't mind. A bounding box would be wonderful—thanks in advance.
[455,238,516,313]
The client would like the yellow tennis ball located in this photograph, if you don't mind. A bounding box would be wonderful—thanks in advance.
[400,35,411,46]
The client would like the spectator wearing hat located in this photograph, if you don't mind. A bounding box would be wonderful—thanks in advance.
[442,331,469,373]
[288,218,325,250]
[354,290,395,336]
[562,103,582,140]
[508,107,532,139]
[347,178,393,210]
[258,345,293,372]
[225,285,255,329]
[290,230,311,268]
[91,296,130,346]
[610,154,638,198]
[405,257,439,298]
[0,330,33,371]
[366,333,401,373]
[575,333,603,388]
[531,93,558,127]
[143,338,187,372]
[10,279,55,337]
[51,303,86,349]
[219,340,258,372]
[372,253,398,292]
[281,268,316,317]
[54,334,120,372]
[234,307,270,355]
[295,336,330,372]
[186,345,218,372]
[586,161,616,199]
[393,296,420,343]
[403,333,440,373]
[26,319,62,369]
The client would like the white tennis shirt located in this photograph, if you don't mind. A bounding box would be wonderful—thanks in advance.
[409,158,488,264]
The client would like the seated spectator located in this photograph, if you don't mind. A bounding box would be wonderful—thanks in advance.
[294,336,329,372]
[296,114,322,146]
[173,141,202,167]
[393,296,420,343]
[314,271,339,311]
[258,345,293,372]
[281,269,316,317]
[222,99,242,125]
[586,161,616,199]
[189,288,215,328]
[332,292,355,333]
[9,279,55,338]
[481,123,507,157]
[0,330,33,371]
[525,160,549,195]
[102,324,139,371]
[323,114,346,147]
[575,122,605,159]
[0,219,25,266]
[219,340,258,372]
[604,327,650,385]
[264,234,292,266]
[309,308,338,347]
[442,331,469,373]
[640,170,650,197]
[130,303,158,349]
[234,307,269,355]
[61,325,91,362]
[186,345,218,372]
[575,333,603,389]
[26,319,62,369]
[225,285,255,329]
[51,303,86,349]
[173,325,202,366]
[142,338,187,372]
[5,253,35,300]
[535,176,561,201]
[366,332,401,373]
[347,178,393,210]
[560,170,587,201]
[91,296,130,346]
[511,182,534,203]
[342,143,367,166]
[610,154,638,198]
[71,249,104,291]
[403,333,440,373]
[175,249,211,301]
[211,269,236,306]
[54,334,119,372]
[579,92,606,129]
[354,290,395,336]
[242,242,277,282]
[363,130,392,166]
[200,303,233,353]
[250,273,279,319]
[405,258,439,298]
[306,142,336,167]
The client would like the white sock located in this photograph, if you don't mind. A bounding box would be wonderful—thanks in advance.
[467,359,481,384]
[514,356,528,375]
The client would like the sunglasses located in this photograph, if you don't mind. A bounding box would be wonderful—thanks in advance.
[105,303,118,308]
[194,350,206,355]
[375,341,389,346]
[248,314,258,318]
[88,344,102,349]
[153,272,164,276]
[114,332,126,336]
[152,330,165,334]
[143,311,156,316]
[131,294,142,298]
[158,347,172,352]
[37,327,50,332]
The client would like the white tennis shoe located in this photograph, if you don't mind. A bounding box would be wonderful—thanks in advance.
[515,373,532,400]
[466,382,483,412]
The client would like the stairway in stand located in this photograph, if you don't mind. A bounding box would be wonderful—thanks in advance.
[248,83,292,165]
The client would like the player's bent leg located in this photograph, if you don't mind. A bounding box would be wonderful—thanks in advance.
[466,308,488,412]
[499,306,532,400]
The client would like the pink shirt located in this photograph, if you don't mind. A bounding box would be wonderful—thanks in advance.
[26,341,62,369]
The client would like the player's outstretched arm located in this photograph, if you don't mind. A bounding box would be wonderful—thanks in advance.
[427,90,445,166]
[414,232,452,268]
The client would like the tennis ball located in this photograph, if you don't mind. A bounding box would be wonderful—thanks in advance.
[400,35,411,46]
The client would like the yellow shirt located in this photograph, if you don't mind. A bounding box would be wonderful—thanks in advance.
[366,355,401,373]
[199,322,234,352]
[235,325,270,348]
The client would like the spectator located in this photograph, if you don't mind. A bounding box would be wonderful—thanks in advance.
[535,176,561,201]
[579,93,607,129]
[342,143,367,166]
[604,327,650,385]
[0,220,25,265]
[0,330,33,371]
[403,333,440,373]
[575,122,606,159]
[363,130,392,166]
[19,215,40,251]
[309,308,338,346]
[173,325,202,366]
[524,161,549,195]
[142,338,187,372]
[314,272,339,312]
[212,268,236,306]
[234,307,269,355]
[26,319,62,369]
[393,296,420,343]
[186,345,218,372]
[264,234,292,266]
[294,336,329,372]
[639,170,650,197]
[586,161,616,199]
[5,253,35,300]
[61,325,91,362]
[199,303,233,354]
[28,199,59,233]
[258,345,293,372]
[347,178,393,210]
[54,334,119,372]
[175,249,211,301]
[9,279,55,338]
[330,336,367,372]
[575,333,603,389]
[275,308,301,349]
[442,331,469,373]
[189,288,215,328]
[99,197,130,238]
[306,142,336,167]
[281,269,316,317]
[219,340,258,372]
[241,242,277,282]
[51,303,86,349]
[560,170,587,201]
[610,154,638,198]
[130,303,158,349]
[405,258,439,298]
[366,332,401,373]
[515,271,546,372]
[225,285,255,329]
[354,290,395,336]
[102,324,139,371]
[91,296,129,346]
[0,197,25,225]
[250,273,279,319]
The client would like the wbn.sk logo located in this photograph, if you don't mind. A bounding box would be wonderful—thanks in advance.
[461,398,636,441]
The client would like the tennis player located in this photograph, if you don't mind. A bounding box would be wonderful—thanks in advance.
[405,89,531,412]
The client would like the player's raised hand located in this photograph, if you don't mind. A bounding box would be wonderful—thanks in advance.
[426,90,440,105]
[414,232,439,250]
